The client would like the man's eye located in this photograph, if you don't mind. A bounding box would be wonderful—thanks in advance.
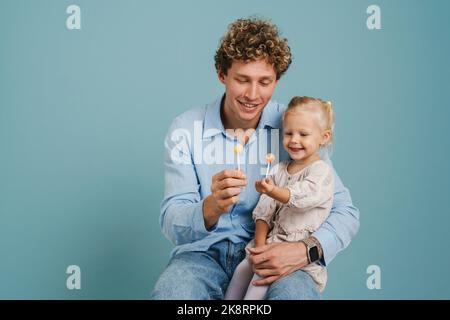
[260,82,271,86]
[236,79,247,83]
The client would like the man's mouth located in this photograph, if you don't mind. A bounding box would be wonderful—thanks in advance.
[237,100,259,112]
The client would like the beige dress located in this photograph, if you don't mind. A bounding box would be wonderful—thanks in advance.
[250,159,334,292]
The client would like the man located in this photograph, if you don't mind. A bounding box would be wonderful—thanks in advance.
[151,17,359,300]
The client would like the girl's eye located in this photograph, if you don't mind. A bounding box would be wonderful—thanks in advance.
[284,132,292,136]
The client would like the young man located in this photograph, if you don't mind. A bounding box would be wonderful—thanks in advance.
[151,18,359,300]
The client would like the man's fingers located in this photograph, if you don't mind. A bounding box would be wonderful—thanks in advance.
[252,275,279,286]
[218,177,247,189]
[212,170,247,193]
[248,248,274,266]
[252,254,272,265]
[218,196,239,210]
[217,169,246,181]
[218,187,242,199]
[254,268,279,278]
[252,261,273,270]
[247,245,269,255]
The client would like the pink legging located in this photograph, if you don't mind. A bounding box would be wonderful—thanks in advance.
[225,258,268,300]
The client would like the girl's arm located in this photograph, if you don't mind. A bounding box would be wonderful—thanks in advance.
[265,185,290,204]
[255,178,290,204]
[254,220,270,247]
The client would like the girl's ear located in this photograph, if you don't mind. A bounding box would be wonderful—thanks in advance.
[321,129,332,146]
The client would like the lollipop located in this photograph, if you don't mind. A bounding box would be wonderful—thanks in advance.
[265,153,275,178]
[234,144,244,171]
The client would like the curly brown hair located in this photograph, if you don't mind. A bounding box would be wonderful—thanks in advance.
[214,17,292,80]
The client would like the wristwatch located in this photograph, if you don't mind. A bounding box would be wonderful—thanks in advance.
[301,238,320,264]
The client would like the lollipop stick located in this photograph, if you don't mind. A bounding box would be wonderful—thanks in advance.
[264,153,275,179]
[265,163,270,178]
[234,143,244,172]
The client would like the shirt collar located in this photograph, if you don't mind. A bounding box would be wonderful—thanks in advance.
[203,95,279,139]
[203,96,225,139]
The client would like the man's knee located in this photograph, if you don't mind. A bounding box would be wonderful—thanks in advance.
[151,272,210,299]
[150,252,225,300]
[266,270,321,300]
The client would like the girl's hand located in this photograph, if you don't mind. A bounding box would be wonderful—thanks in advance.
[255,178,275,194]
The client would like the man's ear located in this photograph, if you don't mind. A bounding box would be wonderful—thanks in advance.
[217,68,226,84]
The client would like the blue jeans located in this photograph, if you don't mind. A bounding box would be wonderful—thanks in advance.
[150,239,321,300]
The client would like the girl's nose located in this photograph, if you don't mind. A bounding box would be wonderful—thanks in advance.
[290,135,301,144]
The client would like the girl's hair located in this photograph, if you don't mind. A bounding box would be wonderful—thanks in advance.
[284,96,335,146]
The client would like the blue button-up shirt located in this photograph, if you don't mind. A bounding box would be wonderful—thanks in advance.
[160,96,360,265]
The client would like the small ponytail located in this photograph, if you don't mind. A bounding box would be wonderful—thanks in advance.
[321,100,335,132]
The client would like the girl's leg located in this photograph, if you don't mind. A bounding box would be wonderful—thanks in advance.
[243,274,269,300]
[224,258,254,300]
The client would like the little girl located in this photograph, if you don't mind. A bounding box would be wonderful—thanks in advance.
[225,96,335,300]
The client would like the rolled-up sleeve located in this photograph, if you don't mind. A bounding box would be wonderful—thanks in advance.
[313,159,360,266]
[159,118,214,246]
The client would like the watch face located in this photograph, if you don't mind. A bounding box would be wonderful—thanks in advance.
[309,246,319,262]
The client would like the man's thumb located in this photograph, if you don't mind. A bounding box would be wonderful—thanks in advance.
[247,245,268,254]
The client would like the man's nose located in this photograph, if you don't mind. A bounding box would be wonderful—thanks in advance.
[244,83,258,100]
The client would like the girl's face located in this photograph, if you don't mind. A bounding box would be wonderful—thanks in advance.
[283,110,329,162]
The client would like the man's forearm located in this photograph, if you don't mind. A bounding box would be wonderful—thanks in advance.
[203,195,222,230]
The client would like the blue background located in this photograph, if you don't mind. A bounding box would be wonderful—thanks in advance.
[1,0,449,299]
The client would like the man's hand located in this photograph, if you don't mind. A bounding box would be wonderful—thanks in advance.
[203,169,247,229]
[255,178,275,194]
[247,242,309,286]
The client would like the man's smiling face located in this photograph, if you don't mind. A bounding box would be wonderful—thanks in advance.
[218,59,279,130]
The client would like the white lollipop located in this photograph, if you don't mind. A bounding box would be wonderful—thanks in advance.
[265,153,275,178]
[234,144,243,171]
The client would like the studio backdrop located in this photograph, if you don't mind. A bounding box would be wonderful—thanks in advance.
[1,0,449,299]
